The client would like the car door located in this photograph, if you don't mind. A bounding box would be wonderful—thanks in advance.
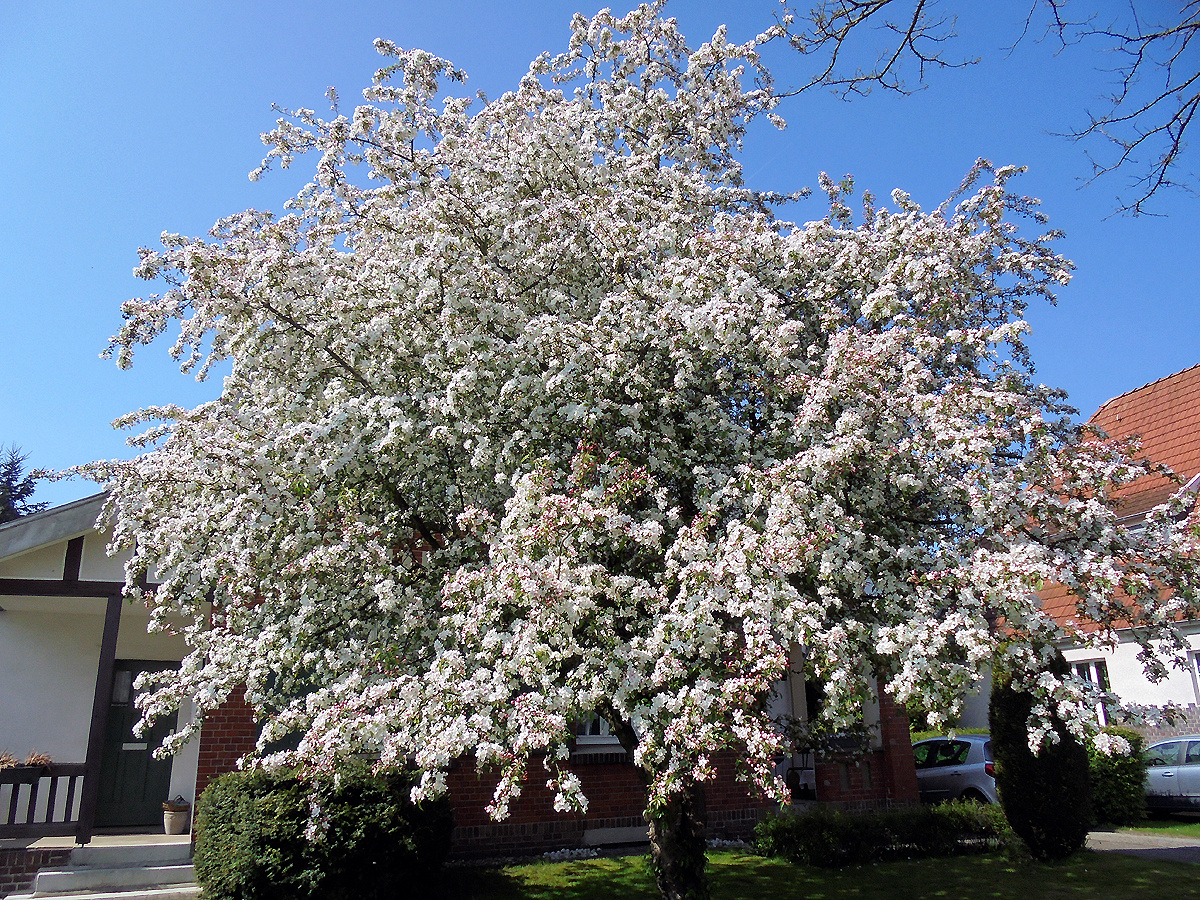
[919,740,970,802]
[1145,740,1183,810]
[1175,740,1200,810]
[914,740,946,803]
[930,740,973,801]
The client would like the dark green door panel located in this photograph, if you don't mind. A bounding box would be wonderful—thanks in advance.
[94,661,178,828]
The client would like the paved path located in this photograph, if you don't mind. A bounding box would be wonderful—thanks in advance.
[1088,830,1200,864]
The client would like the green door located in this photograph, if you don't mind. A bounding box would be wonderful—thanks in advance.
[94,661,179,828]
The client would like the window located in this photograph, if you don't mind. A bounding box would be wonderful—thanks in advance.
[1190,652,1200,705]
[1146,741,1182,767]
[935,741,971,767]
[1073,659,1112,725]
[913,741,939,769]
[913,740,970,769]
[1187,741,1200,765]
[574,714,621,747]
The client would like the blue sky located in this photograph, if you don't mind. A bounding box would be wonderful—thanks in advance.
[4,0,1197,508]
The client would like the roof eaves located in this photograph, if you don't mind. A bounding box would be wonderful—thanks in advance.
[0,493,109,562]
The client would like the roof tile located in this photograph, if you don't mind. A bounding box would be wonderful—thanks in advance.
[1041,364,1200,630]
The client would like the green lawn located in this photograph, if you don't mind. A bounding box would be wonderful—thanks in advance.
[442,849,1200,899]
[1121,815,1200,839]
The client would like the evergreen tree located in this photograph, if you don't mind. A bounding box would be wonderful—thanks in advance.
[0,445,47,524]
[990,652,1092,861]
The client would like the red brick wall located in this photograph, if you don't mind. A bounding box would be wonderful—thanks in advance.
[447,750,772,856]
[877,692,920,803]
[813,691,919,811]
[188,687,920,853]
[0,847,70,898]
[184,690,772,855]
[194,687,258,800]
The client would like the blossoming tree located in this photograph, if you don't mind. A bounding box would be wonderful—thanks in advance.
[84,5,1198,897]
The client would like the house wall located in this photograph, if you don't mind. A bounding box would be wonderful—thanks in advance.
[78,532,126,582]
[194,688,258,802]
[0,602,200,819]
[0,847,71,899]
[1064,628,1200,741]
[957,670,992,730]
[0,543,66,580]
[812,691,919,810]
[448,750,771,857]
[1064,632,1200,710]
[191,680,917,857]
[0,608,103,762]
[957,644,1200,736]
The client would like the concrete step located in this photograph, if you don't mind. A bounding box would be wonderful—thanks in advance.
[67,842,192,869]
[25,863,194,896]
[6,887,199,900]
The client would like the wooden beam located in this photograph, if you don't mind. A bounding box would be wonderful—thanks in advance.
[75,592,122,845]
[63,537,84,583]
[0,578,127,598]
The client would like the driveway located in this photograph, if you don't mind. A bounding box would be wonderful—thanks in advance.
[1088,830,1200,864]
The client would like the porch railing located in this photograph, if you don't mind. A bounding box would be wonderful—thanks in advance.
[0,764,88,839]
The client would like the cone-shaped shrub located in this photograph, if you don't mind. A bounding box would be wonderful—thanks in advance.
[990,654,1091,860]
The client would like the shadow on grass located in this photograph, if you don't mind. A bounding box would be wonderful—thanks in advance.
[440,850,1200,900]
[442,856,658,900]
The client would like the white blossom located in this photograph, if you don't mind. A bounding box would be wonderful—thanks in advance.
[79,4,1200,820]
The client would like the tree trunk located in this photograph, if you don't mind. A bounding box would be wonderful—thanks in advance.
[646,781,709,900]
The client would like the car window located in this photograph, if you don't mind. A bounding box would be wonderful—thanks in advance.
[927,741,968,767]
[1186,741,1200,765]
[913,742,940,769]
[1147,742,1182,766]
[944,741,971,766]
[983,740,993,762]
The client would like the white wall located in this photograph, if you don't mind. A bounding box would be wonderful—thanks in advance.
[0,542,66,579]
[1064,629,1200,710]
[0,607,104,762]
[1,519,201,819]
[79,530,127,582]
[168,697,201,806]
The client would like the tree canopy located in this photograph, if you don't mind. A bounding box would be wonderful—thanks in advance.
[83,4,1198,896]
[1,445,47,525]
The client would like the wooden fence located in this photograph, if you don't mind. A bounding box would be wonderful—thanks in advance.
[0,764,88,839]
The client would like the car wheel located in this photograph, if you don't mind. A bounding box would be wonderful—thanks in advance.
[960,789,990,804]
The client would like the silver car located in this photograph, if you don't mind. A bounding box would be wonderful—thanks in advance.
[1144,735,1200,811]
[912,734,998,804]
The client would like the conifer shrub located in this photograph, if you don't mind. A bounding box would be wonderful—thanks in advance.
[1089,725,1146,825]
[193,766,452,900]
[989,655,1091,860]
[753,800,1014,868]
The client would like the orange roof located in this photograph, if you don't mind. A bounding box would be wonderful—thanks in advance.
[1041,364,1200,631]
[1089,362,1200,517]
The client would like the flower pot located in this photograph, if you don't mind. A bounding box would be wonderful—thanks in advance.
[163,801,191,835]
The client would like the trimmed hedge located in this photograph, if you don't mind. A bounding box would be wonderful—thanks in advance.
[990,656,1092,861]
[193,766,452,900]
[753,801,1016,868]
[1089,726,1147,826]
[909,727,989,744]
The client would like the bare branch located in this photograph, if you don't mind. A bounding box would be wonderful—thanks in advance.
[778,0,1200,213]
[778,0,976,98]
[1056,2,1200,214]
